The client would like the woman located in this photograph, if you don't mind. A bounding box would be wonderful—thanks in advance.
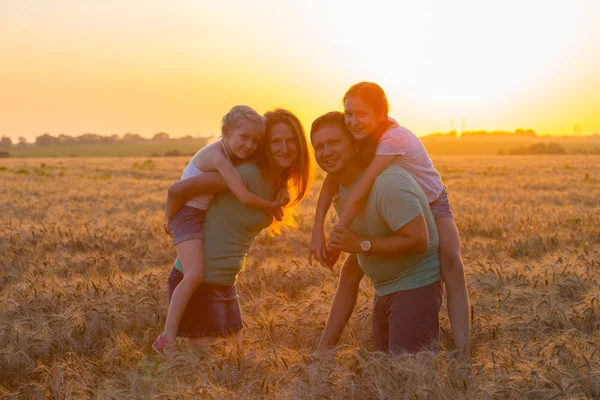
[158,109,313,352]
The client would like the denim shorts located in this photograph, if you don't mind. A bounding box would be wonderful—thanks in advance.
[170,205,206,245]
[429,186,453,219]
[372,280,443,354]
[167,267,243,338]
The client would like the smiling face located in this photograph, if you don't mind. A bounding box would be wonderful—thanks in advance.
[223,120,264,160]
[267,122,299,169]
[312,123,357,175]
[344,96,387,141]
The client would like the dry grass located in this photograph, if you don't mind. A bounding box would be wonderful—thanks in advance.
[1,155,599,399]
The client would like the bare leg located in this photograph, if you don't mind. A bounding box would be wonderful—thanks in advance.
[231,329,244,356]
[317,254,364,351]
[162,239,205,343]
[435,217,470,359]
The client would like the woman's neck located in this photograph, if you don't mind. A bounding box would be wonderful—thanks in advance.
[262,160,285,188]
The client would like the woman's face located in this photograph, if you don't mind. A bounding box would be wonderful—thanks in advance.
[268,122,299,169]
[344,96,386,140]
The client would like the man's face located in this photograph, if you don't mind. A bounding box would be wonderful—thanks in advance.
[312,124,356,175]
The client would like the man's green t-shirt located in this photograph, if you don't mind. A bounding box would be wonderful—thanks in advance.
[174,163,274,286]
[333,164,440,296]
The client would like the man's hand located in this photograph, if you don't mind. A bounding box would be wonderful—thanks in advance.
[328,225,361,253]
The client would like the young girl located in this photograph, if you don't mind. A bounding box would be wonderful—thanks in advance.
[309,82,470,359]
[154,105,286,355]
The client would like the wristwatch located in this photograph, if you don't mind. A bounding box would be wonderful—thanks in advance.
[360,238,372,256]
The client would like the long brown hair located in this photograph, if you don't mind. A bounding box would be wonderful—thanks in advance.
[264,109,314,206]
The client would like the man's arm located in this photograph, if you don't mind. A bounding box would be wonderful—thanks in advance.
[328,213,429,256]
[317,254,364,350]
[329,173,430,256]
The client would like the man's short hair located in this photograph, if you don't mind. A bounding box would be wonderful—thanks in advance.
[310,111,355,143]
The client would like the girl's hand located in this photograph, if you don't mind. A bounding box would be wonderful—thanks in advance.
[265,204,284,221]
[164,220,172,236]
[308,229,328,268]
[275,189,291,207]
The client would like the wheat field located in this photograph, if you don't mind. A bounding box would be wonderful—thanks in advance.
[1,155,599,399]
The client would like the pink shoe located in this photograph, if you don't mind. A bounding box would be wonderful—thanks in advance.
[152,334,174,356]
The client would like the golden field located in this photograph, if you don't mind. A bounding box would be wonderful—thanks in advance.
[1,155,599,399]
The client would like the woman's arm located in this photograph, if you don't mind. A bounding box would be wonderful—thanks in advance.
[337,154,395,228]
[165,172,229,230]
[216,159,275,209]
[309,174,338,267]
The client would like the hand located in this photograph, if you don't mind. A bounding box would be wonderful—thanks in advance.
[265,204,284,221]
[308,229,328,268]
[275,189,291,208]
[323,245,341,269]
[164,219,172,236]
[328,225,361,253]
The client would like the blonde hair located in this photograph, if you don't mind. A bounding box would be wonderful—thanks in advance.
[221,105,265,133]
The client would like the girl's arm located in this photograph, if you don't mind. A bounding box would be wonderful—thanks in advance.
[215,158,275,208]
[316,254,363,350]
[337,154,395,227]
[165,172,228,231]
[309,174,338,266]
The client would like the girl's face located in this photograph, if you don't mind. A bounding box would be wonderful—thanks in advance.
[344,96,386,140]
[223,121,264,160]
[267,122,299,169]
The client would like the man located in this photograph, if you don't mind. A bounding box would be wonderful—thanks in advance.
[310,112,442,353]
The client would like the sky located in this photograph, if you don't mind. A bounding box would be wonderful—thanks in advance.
[1,0,599,141]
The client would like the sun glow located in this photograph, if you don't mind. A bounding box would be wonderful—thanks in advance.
[1,0,599,140]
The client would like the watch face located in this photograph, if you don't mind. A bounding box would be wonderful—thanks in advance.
[361,240,371,252]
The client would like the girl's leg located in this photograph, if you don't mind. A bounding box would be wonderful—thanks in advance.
[435,217,470,359]
[231,329,244,356]
[162,239,205,343]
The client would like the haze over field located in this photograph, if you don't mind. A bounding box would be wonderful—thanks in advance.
[1,0,600,141]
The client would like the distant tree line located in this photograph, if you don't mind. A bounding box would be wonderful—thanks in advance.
[505,143,566,155]
[423,129,538,139]
[503,142,600,155]
[0,132,209,148]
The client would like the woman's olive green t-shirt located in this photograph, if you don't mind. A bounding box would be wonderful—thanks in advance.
[174,163,274,286]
